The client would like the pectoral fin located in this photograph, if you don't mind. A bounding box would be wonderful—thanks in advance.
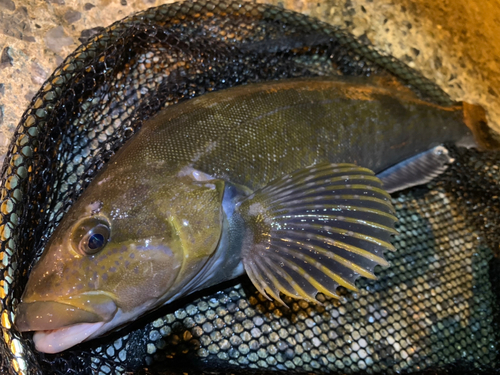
[237,163,398,305]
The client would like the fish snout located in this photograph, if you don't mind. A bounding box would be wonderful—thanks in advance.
[15,295,117,332]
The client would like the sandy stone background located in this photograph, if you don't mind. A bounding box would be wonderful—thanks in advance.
[0,0,499,162]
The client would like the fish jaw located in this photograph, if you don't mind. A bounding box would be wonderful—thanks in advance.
[32,322,105,353]
[15,296,166,353]
[15,295,118,353]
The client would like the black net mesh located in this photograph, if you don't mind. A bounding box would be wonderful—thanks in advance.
[0,1,497,374]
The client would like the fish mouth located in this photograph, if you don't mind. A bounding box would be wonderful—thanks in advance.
[32,322,106,354]
[15,296,117,353]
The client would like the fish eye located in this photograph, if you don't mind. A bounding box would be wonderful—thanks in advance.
[71,218,110,256]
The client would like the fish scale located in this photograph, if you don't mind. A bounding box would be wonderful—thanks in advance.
[122,77,469,192]
[0,0,498,374]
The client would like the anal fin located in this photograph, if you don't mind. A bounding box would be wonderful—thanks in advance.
[237,163,398,304]
[377,145,455,193]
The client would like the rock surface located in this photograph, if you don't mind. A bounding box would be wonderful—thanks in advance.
[0,0,499,159]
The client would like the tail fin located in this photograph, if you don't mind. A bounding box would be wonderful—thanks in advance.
[463,102,500,150]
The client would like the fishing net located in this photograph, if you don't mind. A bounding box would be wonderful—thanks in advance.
[0,1,498,374]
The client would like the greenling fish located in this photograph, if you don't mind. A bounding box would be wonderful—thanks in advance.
[15,76,481,354]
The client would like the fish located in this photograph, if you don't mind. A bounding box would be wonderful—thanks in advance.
[14,76,480,354]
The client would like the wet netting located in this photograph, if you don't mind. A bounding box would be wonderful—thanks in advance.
[0,1,498,374]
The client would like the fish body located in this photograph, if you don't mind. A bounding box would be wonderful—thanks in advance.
[15,76,475,353]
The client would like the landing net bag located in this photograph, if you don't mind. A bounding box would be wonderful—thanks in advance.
[0,1,498,374]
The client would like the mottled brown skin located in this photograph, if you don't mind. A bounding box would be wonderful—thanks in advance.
[15,76,473,353]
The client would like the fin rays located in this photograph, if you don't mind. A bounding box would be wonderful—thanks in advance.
[270,202,397,219]
[266,179,391,204]
[268,243,361,291]
[240,163,397,304]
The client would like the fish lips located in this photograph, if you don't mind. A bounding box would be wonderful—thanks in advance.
[15,297,117,332]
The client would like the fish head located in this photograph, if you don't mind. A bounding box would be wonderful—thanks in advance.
[15,165,226,353]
